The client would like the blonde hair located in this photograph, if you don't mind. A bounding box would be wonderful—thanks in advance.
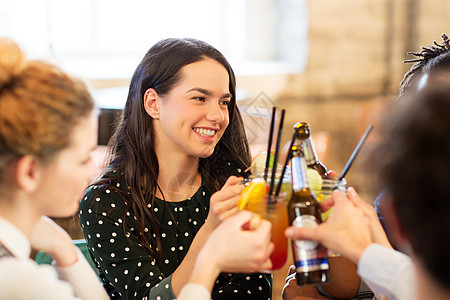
[0,38,94,171]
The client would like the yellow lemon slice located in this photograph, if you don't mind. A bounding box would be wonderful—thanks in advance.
[238,178,267,210]
[307,168,323,196]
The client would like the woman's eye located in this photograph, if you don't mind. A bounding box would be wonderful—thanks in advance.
[220,99,230,106]
[193,97,206,102]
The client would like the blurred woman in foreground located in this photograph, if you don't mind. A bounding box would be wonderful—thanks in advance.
[0,38,108,299]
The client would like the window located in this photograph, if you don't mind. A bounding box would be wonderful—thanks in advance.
[0,0,308,79]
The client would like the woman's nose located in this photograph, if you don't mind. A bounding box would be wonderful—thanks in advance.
[206,102,225,124]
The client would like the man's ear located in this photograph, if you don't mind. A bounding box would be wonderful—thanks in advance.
[143,88,160,119]
[15,155,40,193]
[381,197,409,250]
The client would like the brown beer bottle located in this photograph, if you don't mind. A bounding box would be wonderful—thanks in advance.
[288,145,329,285]
[294,122,329,179]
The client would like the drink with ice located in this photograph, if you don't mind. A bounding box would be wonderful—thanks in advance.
[238,153,291,270]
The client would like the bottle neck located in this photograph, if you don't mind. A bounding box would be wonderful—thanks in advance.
[300,138,319,166]
[291,154,311,192]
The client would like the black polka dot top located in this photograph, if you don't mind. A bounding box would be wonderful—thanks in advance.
[79,166,272,300]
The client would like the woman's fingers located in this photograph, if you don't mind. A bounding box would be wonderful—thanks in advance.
[210,181,243,208]
[229,210,253,226]
[208,177,247,226]
[347,187,378,220]
[285,226,321,242]
[346,188,393,248]
[259,255,274,270]
[346,187,364,207]
[211,194,240,214]
[333,189,349,201]
[256,219,273,246]
[320,196,335,212]
[213,183,244,201]
[327,169,338,179]
[221,176,243,189]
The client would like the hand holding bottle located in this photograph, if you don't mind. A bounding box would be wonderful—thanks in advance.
[285,189,373,264]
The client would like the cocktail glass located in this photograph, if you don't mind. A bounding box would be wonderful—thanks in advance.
[309,177,346,257]
[241,167,291,271]
[309,178,347,220]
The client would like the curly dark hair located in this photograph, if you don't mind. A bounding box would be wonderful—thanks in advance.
[399,33,450,101]
[375,72,450,289]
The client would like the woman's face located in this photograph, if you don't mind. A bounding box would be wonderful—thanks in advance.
[33,111,98,217]
[156,57,231,158]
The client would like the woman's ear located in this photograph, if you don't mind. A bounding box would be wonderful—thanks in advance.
[143,88,161,119]
[15,155,40,193]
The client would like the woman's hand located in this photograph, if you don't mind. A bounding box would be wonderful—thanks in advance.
[201,210,274,273]
[30,216,78,267]
[205,176,244,229]
[172,176,245,295]
[187,211,274,293]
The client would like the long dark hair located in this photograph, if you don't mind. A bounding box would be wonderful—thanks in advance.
[93,38,251,257]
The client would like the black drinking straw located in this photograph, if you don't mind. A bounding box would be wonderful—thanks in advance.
[268,109,285,202]
[338,124,374,181]
[275,126,300,196]
[263,107,277,181]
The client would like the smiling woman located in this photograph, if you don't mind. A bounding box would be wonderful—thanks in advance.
[78,38,272,300]
[145,58,231,159]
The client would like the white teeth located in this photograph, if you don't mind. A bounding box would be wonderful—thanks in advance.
[194,128,216,137]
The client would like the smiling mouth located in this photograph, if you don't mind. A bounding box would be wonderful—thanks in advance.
[193,128,217,137]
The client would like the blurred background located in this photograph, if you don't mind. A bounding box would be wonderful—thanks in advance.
[2,0,449,298]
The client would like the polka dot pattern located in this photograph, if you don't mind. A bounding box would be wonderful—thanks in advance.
[79,165,269,299]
